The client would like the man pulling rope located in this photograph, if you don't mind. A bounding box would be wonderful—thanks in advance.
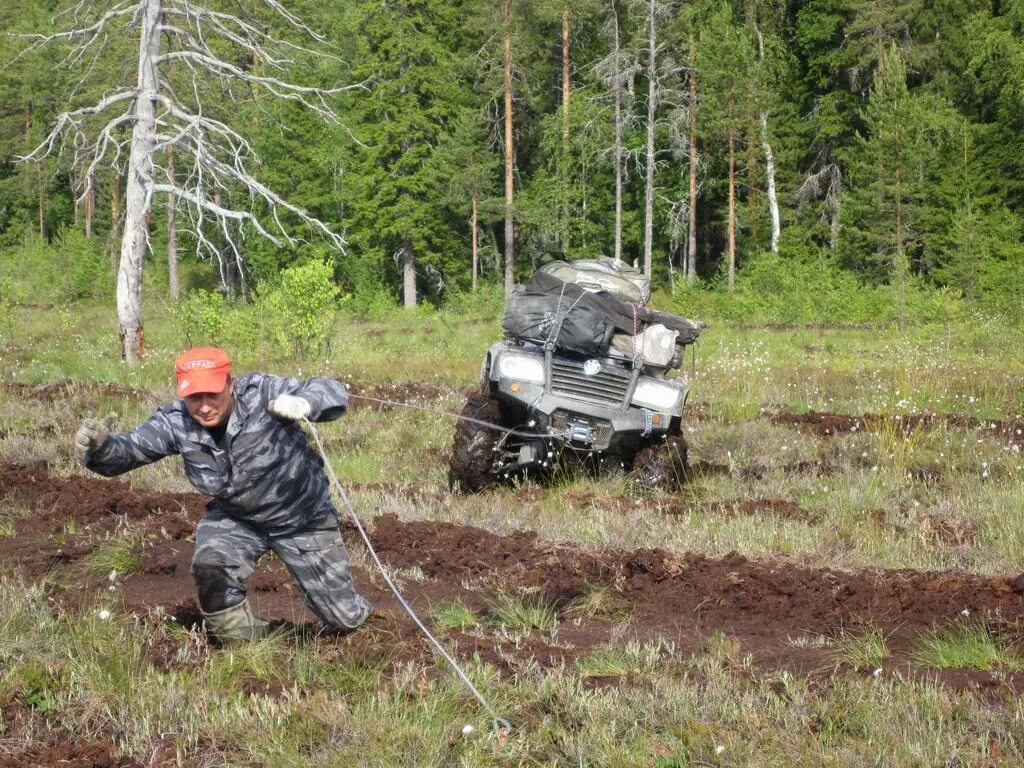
[74,347,373,644]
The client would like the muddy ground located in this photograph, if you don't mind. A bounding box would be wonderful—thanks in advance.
[3,462,1024,687]
[4,396,1024,765]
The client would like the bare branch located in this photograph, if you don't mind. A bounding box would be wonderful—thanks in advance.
[10,4,139,65]
[157,50,364,122]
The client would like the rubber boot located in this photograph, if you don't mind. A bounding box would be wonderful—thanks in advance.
[202,599,270,644]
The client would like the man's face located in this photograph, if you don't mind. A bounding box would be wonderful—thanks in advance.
[184,378,234,427]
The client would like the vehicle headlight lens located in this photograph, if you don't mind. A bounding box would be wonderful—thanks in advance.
[632,378,683,411]
[497,353,544,384]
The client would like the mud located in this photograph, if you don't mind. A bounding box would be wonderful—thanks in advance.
[0,729,141,768]
[3,463,1024,687]
[772,409,1024,445]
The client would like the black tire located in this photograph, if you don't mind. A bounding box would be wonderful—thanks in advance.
[631,434,689,491]
[448,393,506,493]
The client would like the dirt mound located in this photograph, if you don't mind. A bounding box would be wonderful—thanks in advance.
[0,462,203,535]
[773,409,1024,445]
[0,741,140,768]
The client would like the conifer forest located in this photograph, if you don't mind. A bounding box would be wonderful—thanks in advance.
[1,0,1021,324]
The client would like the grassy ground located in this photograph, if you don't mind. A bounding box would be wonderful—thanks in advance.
[2,300,1024,765]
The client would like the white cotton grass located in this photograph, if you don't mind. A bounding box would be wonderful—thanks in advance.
[98,608,112,621]
[461,724,475,736]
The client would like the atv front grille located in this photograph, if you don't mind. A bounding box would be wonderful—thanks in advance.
[549,359,631,407]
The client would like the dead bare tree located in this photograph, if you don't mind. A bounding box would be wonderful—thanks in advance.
[17,0,360,364]
[797,149,843,252]
[594,6,641,265]
[754,25,780,253]
[636,0,673,279]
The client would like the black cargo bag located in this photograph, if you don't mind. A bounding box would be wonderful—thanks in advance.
[502,287,615,355]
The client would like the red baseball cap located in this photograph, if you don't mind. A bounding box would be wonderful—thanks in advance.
[175,347,231,396]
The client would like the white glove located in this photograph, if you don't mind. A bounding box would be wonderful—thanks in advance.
[74,417,109,457]
[268,394,311,421]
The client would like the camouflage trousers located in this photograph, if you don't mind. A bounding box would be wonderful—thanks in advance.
[191,508,373,632]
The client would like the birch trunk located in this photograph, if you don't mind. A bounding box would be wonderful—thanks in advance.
[502,0,515,296]
[560,5,570,254]
[642,0,656,278]
[687,33,697,283]
[727,117,736,292]
[84,172,95,238]
[117,0,161,363]
[612,9,623,264]
[471,194,478,292]
[755,28,781,253]
[402,245,416,309]
[109,175,121,266]
[167,143,179,299]
[37,163,45,238]
[760,111,780,252]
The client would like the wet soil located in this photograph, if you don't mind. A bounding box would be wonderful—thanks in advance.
[4,461,1024,761]
[3,463,1024,685]
[0,742,141,768]
[772,409,1024,445]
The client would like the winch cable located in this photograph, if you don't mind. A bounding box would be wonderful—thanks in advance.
[302,415,512,736]
[346,393,570,440]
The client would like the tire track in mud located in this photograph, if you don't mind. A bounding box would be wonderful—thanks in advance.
[2,463,1024,689]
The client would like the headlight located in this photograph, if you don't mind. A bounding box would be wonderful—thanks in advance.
[632,378,684,411]
[497,353,544,384]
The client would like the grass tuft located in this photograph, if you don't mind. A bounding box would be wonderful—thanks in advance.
[830,626,890,670]
[78,535,142,579]
[563,585,633,622]
[911,620,1024,671]
[486,590,558,632]
[428,599,477,631]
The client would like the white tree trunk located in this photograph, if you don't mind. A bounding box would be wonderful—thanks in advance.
[502,0,515,297]
[727,120,736,292]
[471,195,478,292]
[642,0,656,278]
[612,11,623,264]
[687,33,698,283]
[760,113,780,253]
[167,143,179,299]
[117,0,160,363]
[402,245,416,308]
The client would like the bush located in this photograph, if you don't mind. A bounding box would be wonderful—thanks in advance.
[668,251,969,327]
[173,289,228,347]
[260,259,339,355]
[444,284,504,318]
[59,228,112,301]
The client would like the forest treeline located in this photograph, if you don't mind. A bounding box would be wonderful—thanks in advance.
[0,0,1022,322]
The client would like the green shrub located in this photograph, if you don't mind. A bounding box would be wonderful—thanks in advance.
[174,289,228,347]
[668,251,970,327]
[261,258,339,355]
[444,284,504,317]
[56,228,111,301]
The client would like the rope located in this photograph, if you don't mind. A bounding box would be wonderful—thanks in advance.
[348,394,567,440]
[303,415,512,735]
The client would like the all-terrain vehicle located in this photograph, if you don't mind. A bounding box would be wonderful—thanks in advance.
[448,258,702,492]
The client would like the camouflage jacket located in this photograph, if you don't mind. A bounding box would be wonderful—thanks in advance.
[85,374,347,533]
